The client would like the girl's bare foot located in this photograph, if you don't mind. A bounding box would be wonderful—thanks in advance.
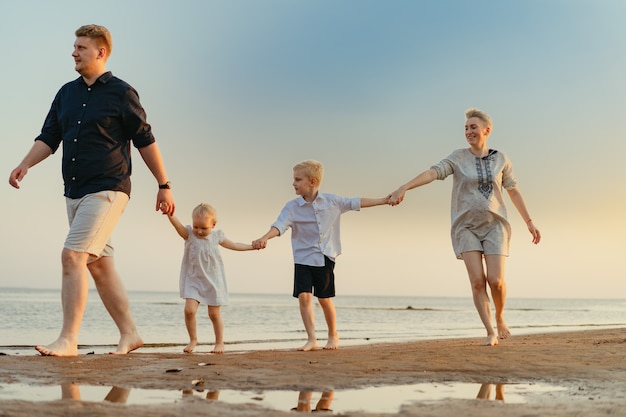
[211,343,225,354]
[323,334,339,350]
[35,338,78,357]
[298,340,318,352]
[184,340,198,353]
[109,334,143,354]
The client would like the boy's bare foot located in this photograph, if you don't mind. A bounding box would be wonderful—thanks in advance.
[298,340,318,352]
[323,334,339,350]
[211,343,225,354]
[109,334,143,355]
[35,338,78,357]
[184,340,198,353]
[481,335,499,346]
[497,321,511,339]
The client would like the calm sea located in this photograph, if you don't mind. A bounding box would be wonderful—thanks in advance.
[1,288,625,356]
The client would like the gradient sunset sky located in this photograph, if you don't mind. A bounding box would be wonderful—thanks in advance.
[1,0,624,298]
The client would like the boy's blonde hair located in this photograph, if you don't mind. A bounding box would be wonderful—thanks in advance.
[465,108,493,129]
[192,203,216,219]
[75,24,113,58]
[293,160,324,185]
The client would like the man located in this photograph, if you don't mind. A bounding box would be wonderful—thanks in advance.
[8,24,175,357]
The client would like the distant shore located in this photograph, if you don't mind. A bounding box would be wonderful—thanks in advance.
[1,328,625,416]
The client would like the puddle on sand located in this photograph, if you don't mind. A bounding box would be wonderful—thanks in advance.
[0,382,567,414]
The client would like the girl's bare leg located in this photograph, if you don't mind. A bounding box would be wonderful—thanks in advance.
[318,297,339,349]
[463,251,498,346]
[298,292,318,351]
[183,299,200,353]
[208,305,224,354]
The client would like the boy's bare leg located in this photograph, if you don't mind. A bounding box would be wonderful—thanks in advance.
[297,292,318,351]
[463,251,498,346]
[35,249,90,357]
[318,297,339,349]
[89,256,143,354]
[485,254,511,339]
[208,305,225,354]
[183,299,200,353]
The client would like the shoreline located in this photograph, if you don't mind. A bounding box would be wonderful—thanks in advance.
[1,327,625,416]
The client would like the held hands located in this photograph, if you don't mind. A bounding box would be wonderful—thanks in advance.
[387,188,406,206]
[157,189,175,216]
[252,238,268,250]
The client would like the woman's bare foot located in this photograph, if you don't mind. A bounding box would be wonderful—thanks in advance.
[35,338,78,357]
[298,340,318,352]
[497,320,511,339]
[109,333,143,354]
[481,334,499,346]
[323,334,339,350]
[211,343,225,354]
[184,340,198,353]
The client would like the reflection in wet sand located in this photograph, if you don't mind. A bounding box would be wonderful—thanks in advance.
[476,383,505,401]
[61,383,130,403]
[291,391,334,412]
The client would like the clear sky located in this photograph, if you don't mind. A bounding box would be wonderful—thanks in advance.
[1,0,624,299]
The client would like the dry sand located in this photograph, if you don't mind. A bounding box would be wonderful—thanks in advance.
[1,328,625,416]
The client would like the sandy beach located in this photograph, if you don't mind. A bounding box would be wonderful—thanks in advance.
[1,328,625,416]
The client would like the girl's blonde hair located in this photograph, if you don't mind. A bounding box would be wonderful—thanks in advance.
[465,108,493,129]
[293,160,324,184]
[192,203,216,219]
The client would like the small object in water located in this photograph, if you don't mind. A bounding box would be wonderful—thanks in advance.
[165,368,183,373]
[197,362,215,366]
[87,351,95,355]
[191,379,204,386]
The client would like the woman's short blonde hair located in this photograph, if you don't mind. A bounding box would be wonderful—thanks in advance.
[293,160,324,185]
[192,203,216,219]
[465,108,493,129]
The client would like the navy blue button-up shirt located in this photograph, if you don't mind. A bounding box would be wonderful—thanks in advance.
[36,71,155,199]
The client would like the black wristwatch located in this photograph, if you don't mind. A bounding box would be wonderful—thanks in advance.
[158,181,171,189]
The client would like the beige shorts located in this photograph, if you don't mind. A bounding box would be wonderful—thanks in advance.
[64,191,129,261]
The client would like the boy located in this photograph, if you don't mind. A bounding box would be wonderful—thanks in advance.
[252,160,389,351]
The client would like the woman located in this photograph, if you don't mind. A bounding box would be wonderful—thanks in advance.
[389,108,541,346]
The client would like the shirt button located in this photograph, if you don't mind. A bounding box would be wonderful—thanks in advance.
[82,103,86,107]
[71,158,75,161]
[73,138,77,142]
[77,121,81,124]
[87,88,91,91]
[72,177,76,181]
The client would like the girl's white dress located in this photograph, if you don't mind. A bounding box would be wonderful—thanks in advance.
[179,226,229,305]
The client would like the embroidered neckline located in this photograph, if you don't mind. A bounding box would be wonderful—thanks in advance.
[475,149,498,199]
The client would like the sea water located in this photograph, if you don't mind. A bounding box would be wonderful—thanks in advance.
[0,287,625,355]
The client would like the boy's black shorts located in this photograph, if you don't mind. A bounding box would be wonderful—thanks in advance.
[293,256,335,298]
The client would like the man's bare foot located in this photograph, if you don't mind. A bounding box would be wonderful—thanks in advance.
[497,321,511,339]
[211,343,225,354]
[109,334,143,355]
[481,335,499,346]
[35,338,78,357]
[323,334,339,350]
[184,340,198,353]
[298,340,318,352]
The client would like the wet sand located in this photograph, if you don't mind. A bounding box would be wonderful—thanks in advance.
[1,328,625,416]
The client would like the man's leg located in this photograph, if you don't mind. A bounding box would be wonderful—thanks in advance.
[35,249,90,357]
[88,256,143,354]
